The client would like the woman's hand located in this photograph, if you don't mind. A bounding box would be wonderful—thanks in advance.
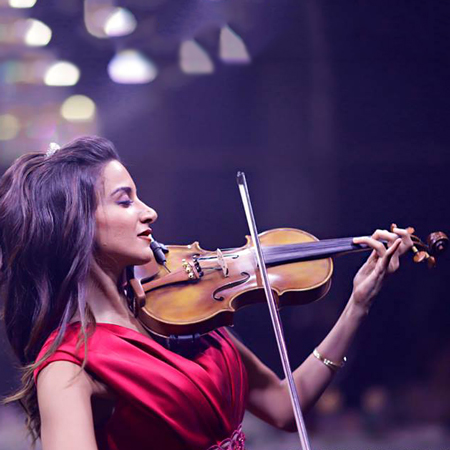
[350,225,414,313]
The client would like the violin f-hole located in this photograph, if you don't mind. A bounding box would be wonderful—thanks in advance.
[213,272,251,301]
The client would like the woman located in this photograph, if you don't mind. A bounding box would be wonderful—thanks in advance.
[0,136,412,450]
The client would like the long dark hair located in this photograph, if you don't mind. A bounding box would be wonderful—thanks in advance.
[0,136,120,444]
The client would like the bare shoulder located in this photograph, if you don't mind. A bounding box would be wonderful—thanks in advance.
[37,360,110,397]
[37,361,99,450]
[37,360,93,396]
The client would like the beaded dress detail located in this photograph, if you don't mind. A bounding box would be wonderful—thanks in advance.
[207,425,246,449]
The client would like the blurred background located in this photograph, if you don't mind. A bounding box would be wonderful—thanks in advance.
[0,0,449,449]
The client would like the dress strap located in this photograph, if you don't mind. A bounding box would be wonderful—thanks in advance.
[207,425,245,450]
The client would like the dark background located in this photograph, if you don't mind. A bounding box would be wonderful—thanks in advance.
[1,0,449,444]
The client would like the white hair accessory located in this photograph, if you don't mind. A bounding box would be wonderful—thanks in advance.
[45,142,60,158]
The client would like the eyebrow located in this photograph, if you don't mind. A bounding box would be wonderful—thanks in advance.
[110,186,133,197]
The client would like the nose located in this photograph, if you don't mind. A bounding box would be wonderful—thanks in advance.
[140,202,158,224]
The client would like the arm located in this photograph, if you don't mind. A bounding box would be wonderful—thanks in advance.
[37,361,99,450]
[231,226,412,432]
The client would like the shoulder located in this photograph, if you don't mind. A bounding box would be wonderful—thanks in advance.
[37,361,94,400]
[37,362,101,450]
[37,360,110,399]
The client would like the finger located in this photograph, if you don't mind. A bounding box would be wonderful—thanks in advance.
[353,236,387,257]
[371,229,400,246]
[391,226,413,240]
[391,227,414,251]
[381,238,402,270]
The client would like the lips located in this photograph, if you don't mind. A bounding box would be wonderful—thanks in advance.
[138,228,153,237]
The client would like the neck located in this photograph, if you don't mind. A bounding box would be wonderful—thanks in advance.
[71,260,134,326]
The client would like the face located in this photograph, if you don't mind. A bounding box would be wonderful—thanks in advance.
[95,160,158,272]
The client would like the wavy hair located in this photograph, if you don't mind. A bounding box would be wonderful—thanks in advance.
[0,136,120,444]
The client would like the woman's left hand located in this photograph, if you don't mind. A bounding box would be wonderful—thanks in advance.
[350,224,414,312]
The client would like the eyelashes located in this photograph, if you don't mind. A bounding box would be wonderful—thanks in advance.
[118,200,134,207]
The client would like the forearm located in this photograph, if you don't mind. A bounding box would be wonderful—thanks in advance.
[281,297,367,428]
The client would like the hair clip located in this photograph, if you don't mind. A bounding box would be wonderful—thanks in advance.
[45,142,60,159]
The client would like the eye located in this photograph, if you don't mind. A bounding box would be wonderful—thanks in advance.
[118,199,134,207]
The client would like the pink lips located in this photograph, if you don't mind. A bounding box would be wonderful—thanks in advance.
[137,228,153,242]
[138,228,152,236]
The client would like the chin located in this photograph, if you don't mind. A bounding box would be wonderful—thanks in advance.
[130,250,154,266]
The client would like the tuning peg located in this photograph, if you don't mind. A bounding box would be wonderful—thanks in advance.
[413,250,428,264]
[427,256,436,269]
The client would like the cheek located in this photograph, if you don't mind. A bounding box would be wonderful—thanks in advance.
[95,210,133,251]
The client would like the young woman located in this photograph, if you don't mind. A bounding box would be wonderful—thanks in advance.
[0,136,412,450]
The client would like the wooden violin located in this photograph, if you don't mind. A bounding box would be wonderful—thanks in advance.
[127,226,448,338]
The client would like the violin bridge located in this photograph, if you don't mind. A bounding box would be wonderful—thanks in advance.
[216,248,229,278]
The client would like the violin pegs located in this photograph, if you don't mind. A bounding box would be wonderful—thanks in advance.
[412,250,436,268]
[427,255,437,269]
[413,251,428,264]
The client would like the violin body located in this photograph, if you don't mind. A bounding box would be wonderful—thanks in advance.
[133,228,333,337]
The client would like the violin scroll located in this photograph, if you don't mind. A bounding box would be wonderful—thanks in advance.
[393,225,449,269]
[427,231,448,255]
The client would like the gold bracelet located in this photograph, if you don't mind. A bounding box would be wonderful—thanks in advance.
[313,348,347,372]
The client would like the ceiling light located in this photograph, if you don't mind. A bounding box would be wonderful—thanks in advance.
[0,114,20,141]
[180,40,214,74]
[108,50,157,84]
[24,19,52,47]
[104,8,137,37]
[44,61,80,86]
[60,95,96,122]
[9,0,37,8]
[219,25,251,64]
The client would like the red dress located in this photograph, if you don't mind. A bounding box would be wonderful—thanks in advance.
[33,323,248,450]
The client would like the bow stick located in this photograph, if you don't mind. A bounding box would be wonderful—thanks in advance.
[237,171,312,450]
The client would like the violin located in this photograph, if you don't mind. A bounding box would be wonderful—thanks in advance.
[127,226,448,338]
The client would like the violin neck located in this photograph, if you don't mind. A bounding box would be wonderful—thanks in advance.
[263,237,377,265]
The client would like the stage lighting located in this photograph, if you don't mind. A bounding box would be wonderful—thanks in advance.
[0,114,20,141]
[180,40,214,74]
[60,95,96,122]
[24,19,52,47]
[108,50,157,84]
[9,0,37,8]
[104,7,137,37]
[44,61,80,86]
[219,25,251,64]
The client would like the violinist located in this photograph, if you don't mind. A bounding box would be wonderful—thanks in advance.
[0,136,413,450]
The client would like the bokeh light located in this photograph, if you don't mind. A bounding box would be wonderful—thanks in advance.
[60,95,96,122]
[315,388,344,415]
[8,0,37,8]
[0,114,20,141]
[44,61,80,86]
[104,7,137,37]
[24,19,52,47]
[107,50,157,84]
[219,25,251,64]
[179,40,214,75]
[84,1,115,39]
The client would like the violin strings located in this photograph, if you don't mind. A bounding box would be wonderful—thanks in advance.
[263,238,355,254]
[263,237,358,264]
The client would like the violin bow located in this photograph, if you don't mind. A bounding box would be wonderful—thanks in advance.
[237,172,312,450]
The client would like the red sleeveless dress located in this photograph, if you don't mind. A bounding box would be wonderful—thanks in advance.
[33,323,248,450]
